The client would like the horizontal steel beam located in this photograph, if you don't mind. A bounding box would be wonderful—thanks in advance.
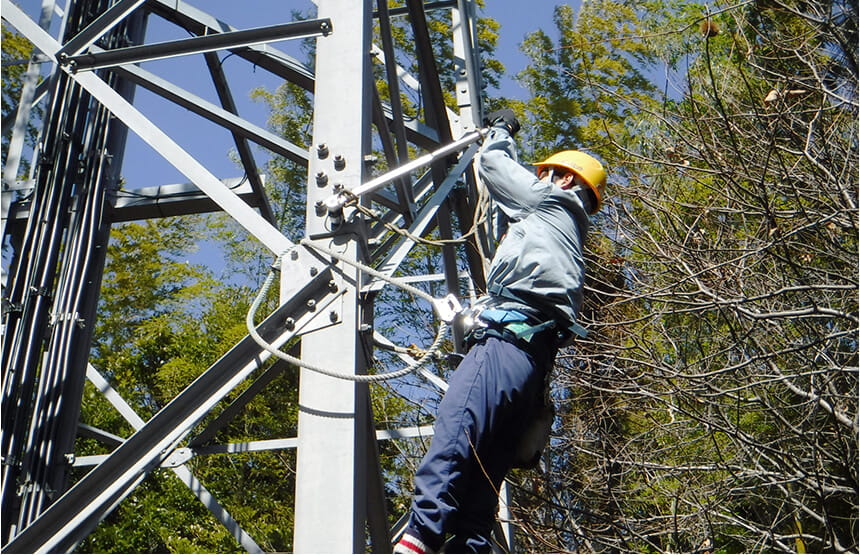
[145,0,316,90]
[63,18,332,71]
[111,178,261,222]
[75,425,438,466]
[193,425,437,455]
[5,176,270,225]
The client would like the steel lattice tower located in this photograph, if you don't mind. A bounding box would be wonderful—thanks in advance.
[2,0,498,551]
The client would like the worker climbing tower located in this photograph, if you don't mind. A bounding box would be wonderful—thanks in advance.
[2,0,497,552]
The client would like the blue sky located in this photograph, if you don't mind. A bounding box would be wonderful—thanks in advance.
[491,0,574,98]
[15,0,574,192]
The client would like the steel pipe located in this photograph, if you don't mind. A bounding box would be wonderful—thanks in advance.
[325,128,486,217]
[62,18,333,71]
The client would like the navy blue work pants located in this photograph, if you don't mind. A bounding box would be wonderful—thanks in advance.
[405,335,556,553]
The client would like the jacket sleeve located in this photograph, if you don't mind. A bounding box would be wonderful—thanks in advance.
[478,126,552,221]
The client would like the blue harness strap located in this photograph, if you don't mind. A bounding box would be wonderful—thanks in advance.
[507,320,556,341]
[479,308,529,323]
[487,283,588,339]
[478,309,553,342]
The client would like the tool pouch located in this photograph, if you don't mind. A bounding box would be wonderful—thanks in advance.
[512,397,554,469]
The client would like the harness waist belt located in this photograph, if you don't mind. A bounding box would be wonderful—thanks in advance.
[487,283,588,338]
[478,308,554,342]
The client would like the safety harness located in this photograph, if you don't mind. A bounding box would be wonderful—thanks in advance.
[479,283,588,344]
[459,291,582,470]
[462,284,587,352]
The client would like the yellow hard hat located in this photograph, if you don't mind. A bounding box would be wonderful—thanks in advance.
[535,150,607,214]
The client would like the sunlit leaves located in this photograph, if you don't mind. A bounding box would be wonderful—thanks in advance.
[508,0,857,552]
[1,25,41,169]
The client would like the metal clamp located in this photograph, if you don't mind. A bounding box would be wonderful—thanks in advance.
[161,447,194,468]
[432,294,463,323]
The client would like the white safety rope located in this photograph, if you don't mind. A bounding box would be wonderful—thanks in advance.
[246,239,452,383]
[245,140,492,382]
[350,181,491,248]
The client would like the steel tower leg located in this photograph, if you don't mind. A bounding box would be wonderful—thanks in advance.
[292,0,376,552]
[2,0,491,550]
[1,1,146,542]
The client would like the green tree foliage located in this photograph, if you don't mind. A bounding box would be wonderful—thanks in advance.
[78,219,299,552]
[514,1,660,159]
[1,25,41,175]
[509,0,857,553]
[1,27,32,117]
[90,219,214,413]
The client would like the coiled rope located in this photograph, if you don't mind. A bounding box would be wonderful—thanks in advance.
[246,143,492,382]
[246,238,451,383]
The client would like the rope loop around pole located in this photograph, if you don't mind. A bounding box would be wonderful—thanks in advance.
[246,241,450,383]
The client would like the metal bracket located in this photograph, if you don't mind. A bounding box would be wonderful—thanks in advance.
[307,216,365,242]
[161,447,194,468]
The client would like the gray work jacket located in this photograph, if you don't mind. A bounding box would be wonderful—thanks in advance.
[477,126,591,331]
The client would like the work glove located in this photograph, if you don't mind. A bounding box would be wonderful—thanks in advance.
[484,108,520,137]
